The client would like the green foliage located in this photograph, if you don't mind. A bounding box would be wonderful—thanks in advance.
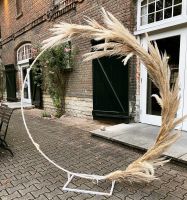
[42,110,51,118]
[32,60,43,87]
[35,43,77,117]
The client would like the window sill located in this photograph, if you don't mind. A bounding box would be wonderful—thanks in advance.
[135,15,187,35]
[16,12,23,20]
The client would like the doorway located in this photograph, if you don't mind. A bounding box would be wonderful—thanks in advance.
[20,64,31,104]
[92,56,129,120]
[17,43,33,104]
[140,29,186,130]
[146,36,180,116]
[5,64,17,102]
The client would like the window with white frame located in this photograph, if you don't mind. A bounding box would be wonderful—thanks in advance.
[54,0,61,5]
[17,44,33,63]
[53,0,73,8]
[140,0,182,26]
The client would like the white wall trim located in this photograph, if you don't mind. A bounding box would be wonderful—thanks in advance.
[135,16,187,35]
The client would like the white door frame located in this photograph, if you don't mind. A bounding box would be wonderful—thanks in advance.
[19,62,32,104]
[180,30,187,131]
[139,28,187,128]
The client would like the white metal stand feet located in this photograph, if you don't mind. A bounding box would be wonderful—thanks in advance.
[63,172,116,196]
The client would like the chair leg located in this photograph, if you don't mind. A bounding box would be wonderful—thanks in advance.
[0,138,14,157]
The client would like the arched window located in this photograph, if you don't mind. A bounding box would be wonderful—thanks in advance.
[17,43,33,63]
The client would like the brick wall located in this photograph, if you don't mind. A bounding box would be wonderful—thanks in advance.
[0,0,51,40]
[0,0,137,119]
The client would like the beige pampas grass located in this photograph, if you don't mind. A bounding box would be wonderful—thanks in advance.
[42,8,186,183]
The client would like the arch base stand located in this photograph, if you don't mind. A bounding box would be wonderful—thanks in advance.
[62,173,116,196]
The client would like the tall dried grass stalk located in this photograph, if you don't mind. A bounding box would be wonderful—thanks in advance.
[43,8,186,183]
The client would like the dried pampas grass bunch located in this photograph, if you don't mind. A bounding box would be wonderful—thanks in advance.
[43,8,186,183]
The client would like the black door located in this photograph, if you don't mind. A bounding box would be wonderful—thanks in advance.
[5,64,17,102]
[29,59,43,108]
[92,56,129,119]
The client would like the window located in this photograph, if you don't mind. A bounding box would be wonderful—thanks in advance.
[16,0,23,17]
[53,0,73,8]
[17,44,33,63]
[140,0,182,26]
[0,26,1,49]
[54,0,61,5]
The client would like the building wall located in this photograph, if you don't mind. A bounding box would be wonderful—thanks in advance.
[0,0,137,119]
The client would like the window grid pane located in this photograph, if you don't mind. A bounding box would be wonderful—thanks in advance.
[54,0,73,8]
[173,4,182,16]
[141,0,147,6]
[174,0,182,4]
[141,6,147,15]
[140,0,182,25]
[54,0,61,5]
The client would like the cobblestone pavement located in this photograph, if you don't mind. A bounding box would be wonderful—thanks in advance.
[0,110,187,200]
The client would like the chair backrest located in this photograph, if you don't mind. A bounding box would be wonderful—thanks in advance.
[0,106,13,140]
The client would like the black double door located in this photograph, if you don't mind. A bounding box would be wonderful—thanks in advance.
[92,56,129,120]
[5,64,17,102]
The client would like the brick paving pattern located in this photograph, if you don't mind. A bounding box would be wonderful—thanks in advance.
[0,110,187,200]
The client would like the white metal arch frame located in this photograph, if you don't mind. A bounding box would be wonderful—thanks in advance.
[20,7,185,195]
[20,48,115,196]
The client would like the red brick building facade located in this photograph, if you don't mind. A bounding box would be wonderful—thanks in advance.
[0,0,137,120]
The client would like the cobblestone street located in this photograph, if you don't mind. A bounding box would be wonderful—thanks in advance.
[0,110,187,200]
